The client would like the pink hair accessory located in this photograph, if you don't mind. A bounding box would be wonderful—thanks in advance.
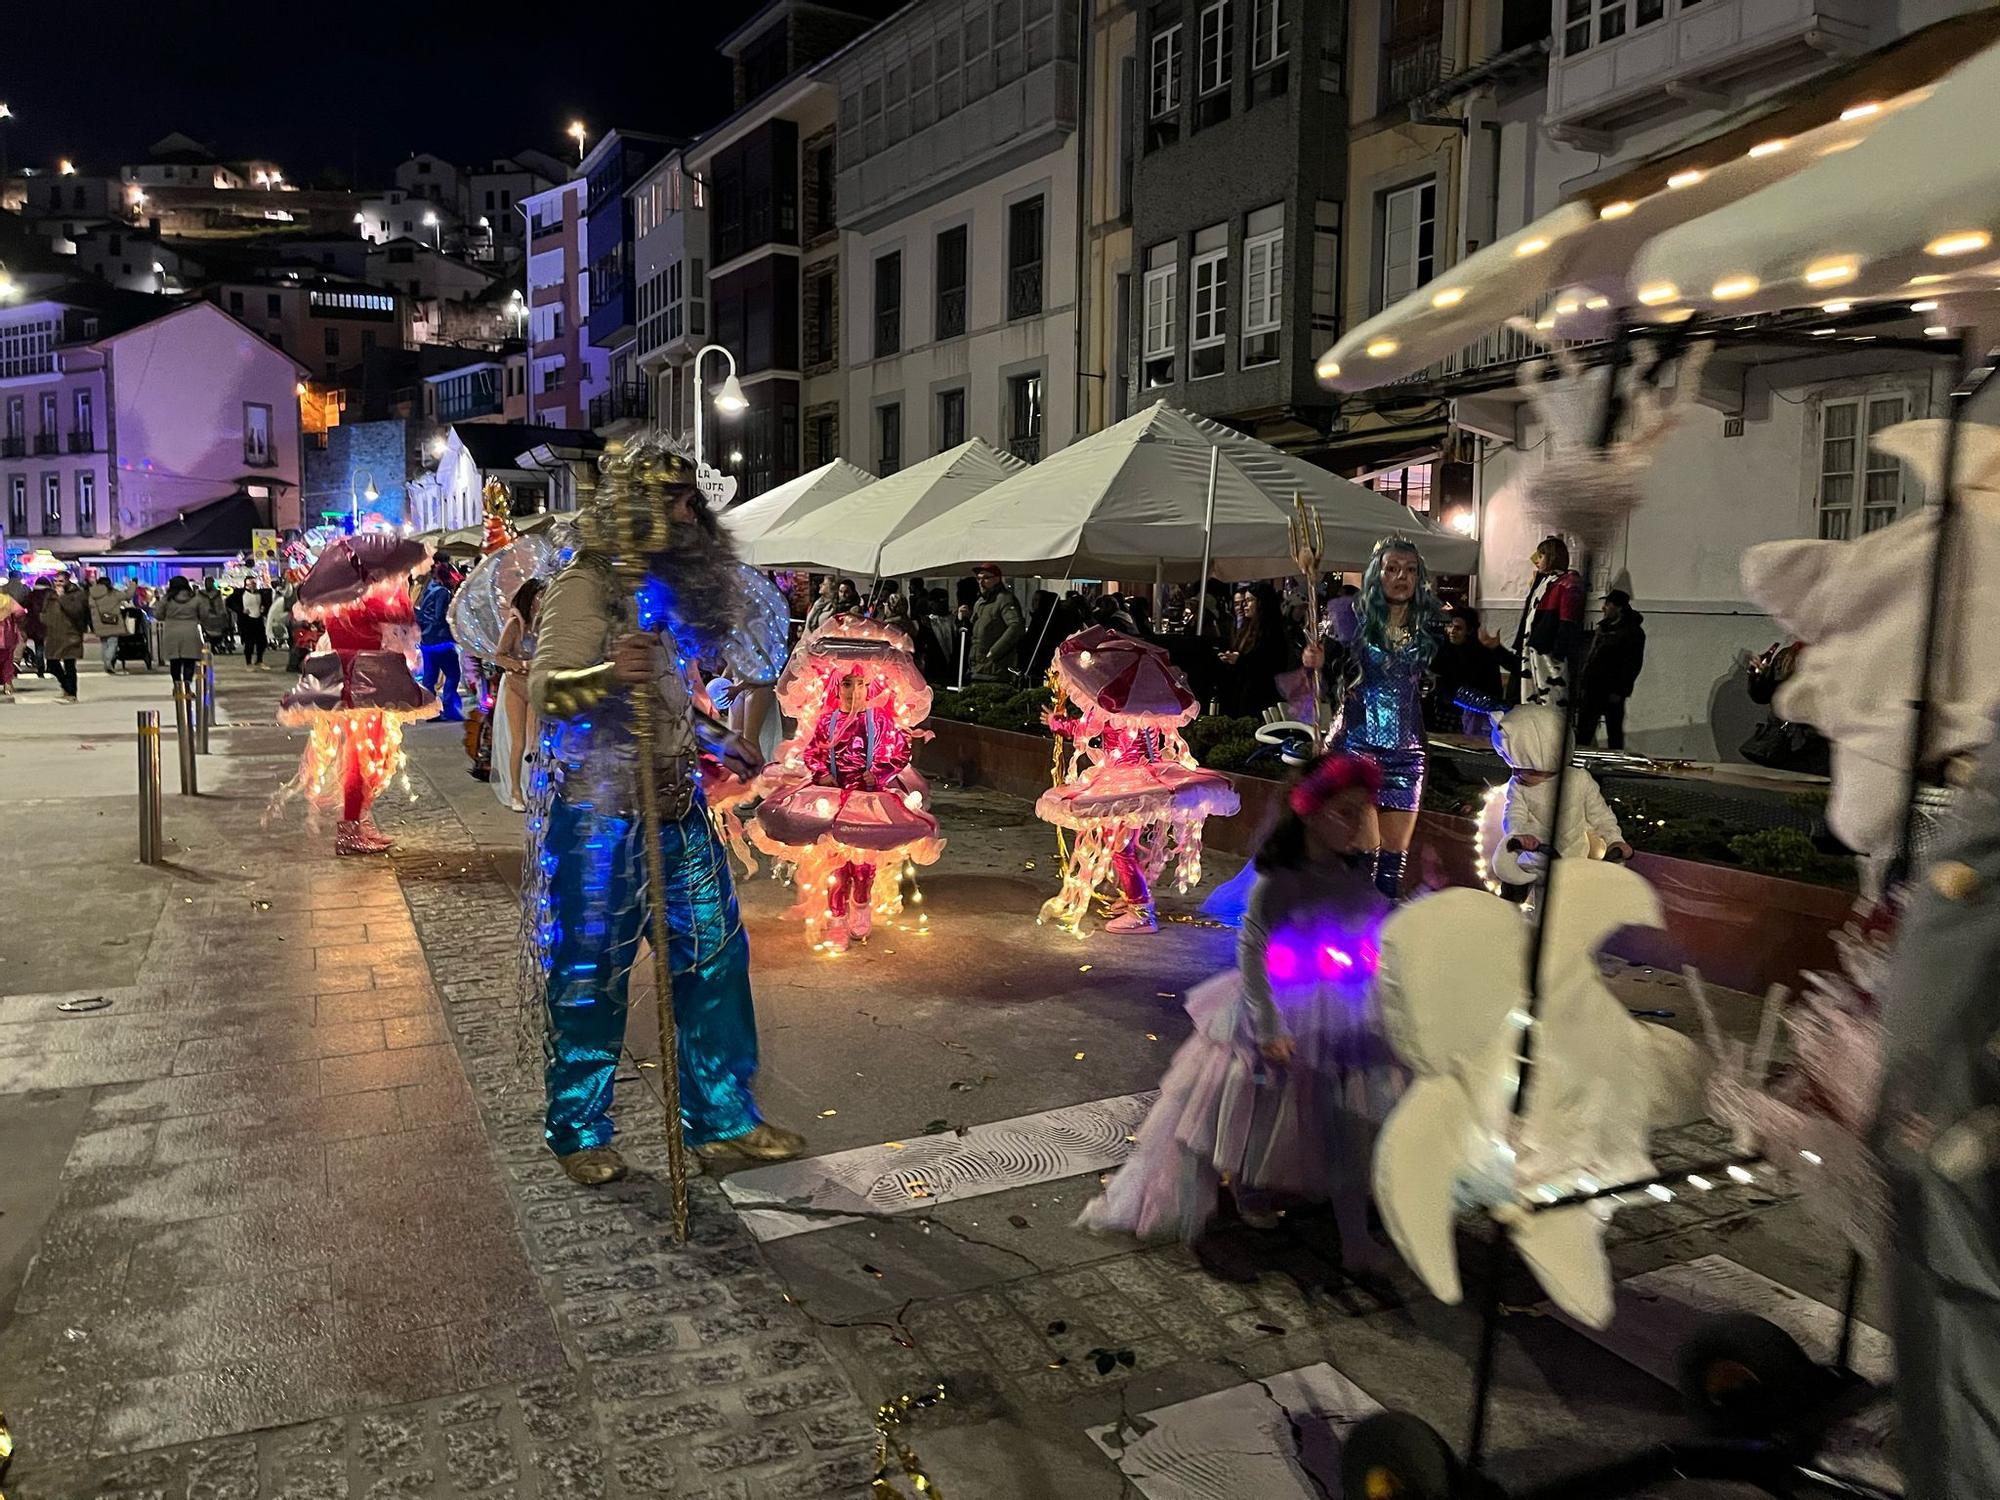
[1288,754,1383,817]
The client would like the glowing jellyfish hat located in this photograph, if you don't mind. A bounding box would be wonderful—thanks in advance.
[775,614,932,728]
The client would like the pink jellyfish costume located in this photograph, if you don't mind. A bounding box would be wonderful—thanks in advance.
[274,533,439,854]
[1037,626,1240,934]
[752,616,943,952]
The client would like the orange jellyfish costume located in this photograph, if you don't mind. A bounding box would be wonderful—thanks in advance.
[274,533,439,854]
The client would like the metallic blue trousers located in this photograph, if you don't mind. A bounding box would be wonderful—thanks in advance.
[541,789,762,1156]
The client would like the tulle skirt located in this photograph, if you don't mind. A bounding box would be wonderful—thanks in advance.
[1079,968,1405,1243]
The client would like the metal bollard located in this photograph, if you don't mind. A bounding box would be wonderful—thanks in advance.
[137,710,164,864]
[197,656,214,754]
[173,689,199,796]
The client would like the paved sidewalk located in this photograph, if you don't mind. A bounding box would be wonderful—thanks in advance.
[0,665,877,1500]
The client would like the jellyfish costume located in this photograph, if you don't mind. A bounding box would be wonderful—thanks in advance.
[274,533,439,855]
[1036,626,1240,934]
[752,615,943,952]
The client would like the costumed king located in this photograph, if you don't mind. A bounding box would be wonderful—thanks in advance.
[274,534,439,855]
[1302,535,1446,900]
[528,443,803,1186]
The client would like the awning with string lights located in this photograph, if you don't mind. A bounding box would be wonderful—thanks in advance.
[1318,8,2000,392]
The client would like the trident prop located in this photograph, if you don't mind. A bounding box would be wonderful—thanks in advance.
[605,465,692,1244]
[1288,491,1326,748]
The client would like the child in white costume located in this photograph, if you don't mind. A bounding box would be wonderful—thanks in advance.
[1478,704,1632,891]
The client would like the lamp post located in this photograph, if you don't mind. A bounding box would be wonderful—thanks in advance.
[423,210,440,250]
[350,469,380,532]
[509,288,527,340]
[690,342,747,466]
[0,104,13,182]
[568,121,588,164]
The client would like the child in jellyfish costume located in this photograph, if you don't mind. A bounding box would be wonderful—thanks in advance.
[1079,754,1400,1261]
[274,533,439,855]
[1036,625,1240,935]
[752,616,943,953]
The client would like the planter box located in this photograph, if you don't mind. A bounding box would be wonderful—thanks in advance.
[922,718,1849,994]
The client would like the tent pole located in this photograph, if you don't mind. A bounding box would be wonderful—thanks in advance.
[1194,445,1219,636]
[1152,554,1164,629]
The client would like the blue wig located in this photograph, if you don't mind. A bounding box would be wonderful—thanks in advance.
[1357,535,1443,664]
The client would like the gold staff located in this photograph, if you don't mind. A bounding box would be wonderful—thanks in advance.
[1288,491,1326,748]
[605,455,691,1243]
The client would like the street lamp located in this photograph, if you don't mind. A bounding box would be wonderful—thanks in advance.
[58,158,75,176]
[0,104,13,182]
[568,120,588,163]
[423,210,440,249]
[508,287,526,339]
[350,469,381,531]
[690,340,747,474]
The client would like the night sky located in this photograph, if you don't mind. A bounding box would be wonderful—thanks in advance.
[3,2,900,186]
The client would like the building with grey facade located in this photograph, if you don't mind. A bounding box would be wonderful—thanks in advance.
[1126,0,1348,447]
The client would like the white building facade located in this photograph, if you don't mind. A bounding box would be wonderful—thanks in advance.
[830,0,1083,477]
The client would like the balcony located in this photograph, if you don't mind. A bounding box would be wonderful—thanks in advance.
[587,381,649,428]
[1007,264,1043,323]
[531,216,563,243]
[1386,292,1602,388]
[437,392,502,425]
[1547,0,1875,145]
[68,430,94,453]
[31,433,57,456]
[0,437,23,459]
[935,286,966,341]
[1007,433,1042,464]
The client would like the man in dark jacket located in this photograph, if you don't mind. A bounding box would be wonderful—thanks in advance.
[962,563,1026,684]
[1578,589,1646,750]
[417,564,464,721]
[1429,606,1515,733]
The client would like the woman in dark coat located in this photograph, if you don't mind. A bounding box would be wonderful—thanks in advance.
[37,575,90,703]
[1217,583,1293,719]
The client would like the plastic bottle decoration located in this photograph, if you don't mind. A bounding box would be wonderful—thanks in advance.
[480,474,517,554]
[752,615,943,953]
[1370,859,1705,1329]
[1035,625,1241,935]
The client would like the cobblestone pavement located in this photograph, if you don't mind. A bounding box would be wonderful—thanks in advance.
[0,663,1864,1500]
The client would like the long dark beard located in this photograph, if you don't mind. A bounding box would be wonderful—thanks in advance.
[646,502,744,662]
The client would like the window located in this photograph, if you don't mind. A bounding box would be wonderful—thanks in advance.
[73,389,93,446]
[937,387,967,450]
[41,473,61,534]
[1252,0,1287,65]
[7,476,24,535]
[1379,179,1436,308]
[1113,270,1132,421]
[323,327,340,357]
[1818,394,1909,539]
[808,267,836,365]
[1368,462,1433,515]
[1007,197,1044,320]
[1311,199,1341,333]
[1198,1,1233,95]
[874,251,902,358]
[935,226,968,340]
[1188,223,1228,379]
[243,403,273,466]
[878,402,902,475]
[36,393,56,452]
[1241,204,1283,367]
[1143,242,1177,388]
[229,290,244,315]
[1007,373,1043,463]
[266,293,282,319]
[76,471,96,535]
[1150,24,1183,118]
[1563,0,1682,56]
[3,396,19,440]
[811,411,837,467]
[811,142,836,239]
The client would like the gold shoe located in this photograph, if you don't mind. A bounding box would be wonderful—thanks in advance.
[695,1122,806,1162]
[557,1146,628,1186]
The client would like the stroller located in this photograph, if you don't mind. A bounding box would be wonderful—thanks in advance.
[112,603,154,672]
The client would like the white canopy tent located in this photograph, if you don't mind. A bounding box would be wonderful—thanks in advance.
[719,458,877,546]
[876,401,1477,580]
[1317,12,2000,391]
[743,438,1025,577]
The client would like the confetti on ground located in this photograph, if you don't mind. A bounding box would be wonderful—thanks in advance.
[819,1109,838,1117]
[1079,964,1093,973]
[1073,1052,1086,1061]
[1146,1033,1159,1041]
